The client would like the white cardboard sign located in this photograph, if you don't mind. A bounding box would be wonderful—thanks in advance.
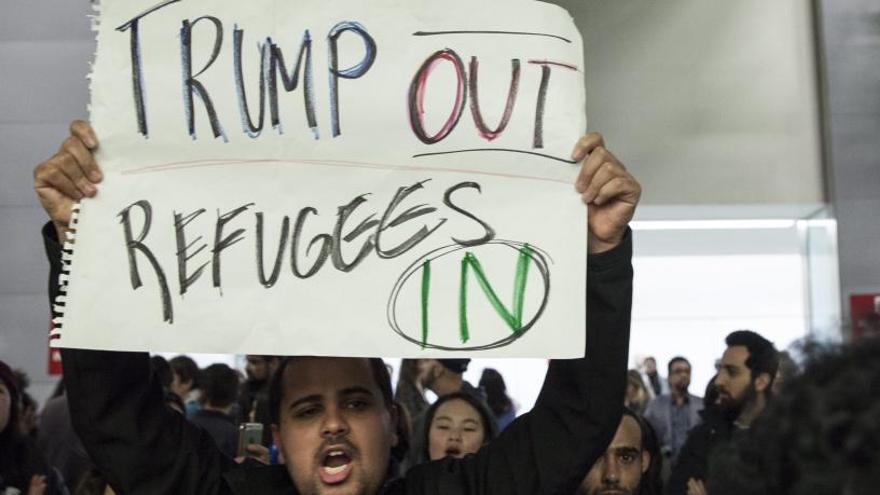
[53,0,587,357]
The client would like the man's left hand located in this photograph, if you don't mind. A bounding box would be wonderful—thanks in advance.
[572,133,641,254]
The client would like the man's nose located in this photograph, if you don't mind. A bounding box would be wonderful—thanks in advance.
[321,405,350,438]
[602,457,620,485]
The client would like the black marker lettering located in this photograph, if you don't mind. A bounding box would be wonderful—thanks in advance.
[116,0,182,137]
[327,21,377,137]
[212,203,254,289]
[376,180,447,258]
[269,31,318,137]
[332,195,378,272]
[443,182,495,247]
[255,213,289,288]
[118,200,173,322]
[180,16,225,140]
[174,208,208,295]
[233,26,270,138]
[290,207,332,279]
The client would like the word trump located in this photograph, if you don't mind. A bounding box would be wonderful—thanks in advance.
[116,0,575,148]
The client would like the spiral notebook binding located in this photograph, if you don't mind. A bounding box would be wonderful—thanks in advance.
[53,202,82,340]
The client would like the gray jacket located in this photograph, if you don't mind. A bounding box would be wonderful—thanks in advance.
[643,393,703,460]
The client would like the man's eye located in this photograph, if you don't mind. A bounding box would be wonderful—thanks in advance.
[295,406,321,419]
[345,399,369,410]
[620,454,636,463]
[464,427,478,433]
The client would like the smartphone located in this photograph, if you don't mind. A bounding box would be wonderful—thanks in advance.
[237,422,264,457]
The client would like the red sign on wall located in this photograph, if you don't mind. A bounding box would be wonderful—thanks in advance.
[850,293,880,342]
[48,320,63,375]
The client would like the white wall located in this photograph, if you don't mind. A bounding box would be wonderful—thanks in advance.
[552,0,824,206]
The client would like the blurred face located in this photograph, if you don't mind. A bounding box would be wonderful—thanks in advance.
[170,372,192,398]
[668,361,691,393]
[273,358,397,495]
[416,359,439,389]
[246,356,271,382]
[0,383,10,433]
[427,398,486,460]
[643,358,657,374]
[579,416,649,495]
[714,346,755,415]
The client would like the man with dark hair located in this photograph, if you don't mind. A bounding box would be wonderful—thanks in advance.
[37,123,640,494]
[707,340,880,495]
[643,357,702,464]
[239,355,282,445]
[191,364,242,457]
[577,410,663,495]
[667,330,779,495]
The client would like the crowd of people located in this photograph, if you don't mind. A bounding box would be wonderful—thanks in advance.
[0,122,878,494]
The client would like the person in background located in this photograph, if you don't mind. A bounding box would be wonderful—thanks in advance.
[707,340,880,495]
[644,357,702,464]
[169,355,202,417]
[394,359,429,427]
[149,355,173,391]
[1,361,65,494]
[424,392,497,461]
[189,364,241,458]
[577,409,663,495]
[667,330,779,495]
[405,358,481,469]
[625,370,651,415]
[640,357,667,399]
[11,370,38,439]
[238,355,280,446]
[38,378,92,492]
[479,368,518,432]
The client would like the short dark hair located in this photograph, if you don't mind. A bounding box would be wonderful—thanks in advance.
[269,357,393,425]
[708,340,880,495]
[200,364,240,408]
[667,356,691,374]
[421,391,498,461]
[725,330,779,385]
[169,355,200,388]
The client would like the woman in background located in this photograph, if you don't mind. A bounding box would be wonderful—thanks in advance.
[424,392,497,461]
[478,368,517,432]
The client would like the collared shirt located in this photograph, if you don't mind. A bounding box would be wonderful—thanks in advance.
[644,393,704,462]
[669,396,693,459]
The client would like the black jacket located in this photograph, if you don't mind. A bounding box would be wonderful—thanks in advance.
[665,408,735,495]
[46,223,633,495]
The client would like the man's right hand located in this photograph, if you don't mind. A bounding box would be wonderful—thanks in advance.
[33,120,102,240]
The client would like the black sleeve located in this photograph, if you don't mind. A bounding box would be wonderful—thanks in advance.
[407,230,633,495]
[44,223,237,495]
[665,425,708,495]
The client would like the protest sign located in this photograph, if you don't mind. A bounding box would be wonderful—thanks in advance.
[52,0,588,357]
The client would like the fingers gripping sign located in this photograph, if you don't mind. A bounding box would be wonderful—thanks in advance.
[33,121,103,240]
[571,132,641,254]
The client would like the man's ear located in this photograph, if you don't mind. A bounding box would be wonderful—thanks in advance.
[271,424,286,464]
[641,450,651,474]
[754,372,771,393]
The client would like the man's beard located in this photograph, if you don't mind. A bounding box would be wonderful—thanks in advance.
[585,481,640,495]
[717,382,757,422]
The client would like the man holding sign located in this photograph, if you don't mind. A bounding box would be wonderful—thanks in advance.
[35,0,641,493]
[36,123,639,494]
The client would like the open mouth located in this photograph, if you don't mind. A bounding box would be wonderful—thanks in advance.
[444,446,463,458]
[319,449,353,485]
